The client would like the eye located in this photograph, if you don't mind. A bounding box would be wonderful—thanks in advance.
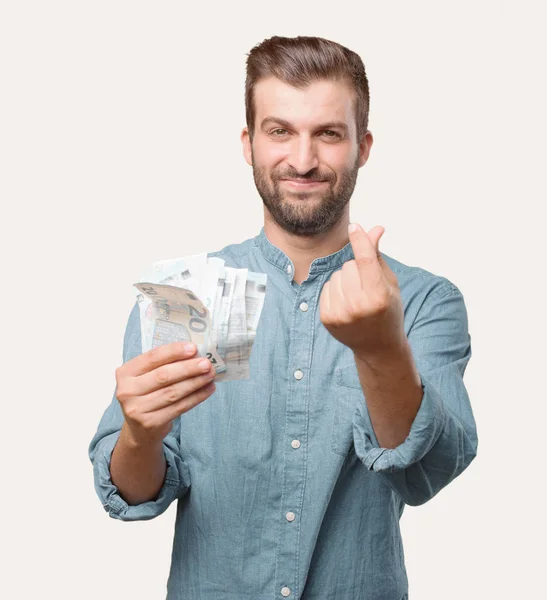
[270,128,288,136]
[321,130,341,138]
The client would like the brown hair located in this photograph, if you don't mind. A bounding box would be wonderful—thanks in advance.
[245,35,370,143]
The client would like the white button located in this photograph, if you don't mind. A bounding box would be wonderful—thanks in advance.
[281,587,291,597]
[291,439,301,449]
[286,511,295,522]
[294,370,304,380]
[299,302,308,312]
[286,264,292,274]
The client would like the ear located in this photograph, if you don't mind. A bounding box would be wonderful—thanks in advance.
[358,130,374,168]
[241,127,253,166]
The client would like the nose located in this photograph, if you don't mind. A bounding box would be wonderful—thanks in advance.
[287,135,319,175]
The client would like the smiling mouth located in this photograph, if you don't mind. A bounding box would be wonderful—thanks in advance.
[281,179,328,188]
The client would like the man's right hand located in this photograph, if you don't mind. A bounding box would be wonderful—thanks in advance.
[115,342,217,447]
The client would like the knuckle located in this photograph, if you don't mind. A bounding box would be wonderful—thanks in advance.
[347,301,366,318]
[155,365,170,385]
[372,295,390,313]
[329,314,342,327]
[346,302,359,316]
[163,385,181,403]
[320,308,332,323]
[124,403,139,420]
[340,312,354,324]
[116,383,131,403]
[147,346,163,368]
[116,389,128,403]
[339,316,352,327]
[140,416,156,432]
[356,256,374,268]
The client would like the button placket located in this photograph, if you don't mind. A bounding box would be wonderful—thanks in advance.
[275,276,325,600]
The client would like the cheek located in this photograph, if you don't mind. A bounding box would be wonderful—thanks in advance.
[330,152,358,181]
[254,139,289,168]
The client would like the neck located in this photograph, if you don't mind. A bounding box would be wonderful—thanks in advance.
[263,210,351,284]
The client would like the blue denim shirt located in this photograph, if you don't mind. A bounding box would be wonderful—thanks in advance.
[89,227,478,600]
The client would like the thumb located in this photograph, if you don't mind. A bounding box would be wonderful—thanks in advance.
[368,226,397,286]
[367,226,385,260]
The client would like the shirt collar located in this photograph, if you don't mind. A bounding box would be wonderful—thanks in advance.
[254,226,355,277]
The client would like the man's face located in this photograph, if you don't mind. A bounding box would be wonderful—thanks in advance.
[242,77,372,237]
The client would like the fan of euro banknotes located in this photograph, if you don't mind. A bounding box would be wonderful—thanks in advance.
[133,253,267,382]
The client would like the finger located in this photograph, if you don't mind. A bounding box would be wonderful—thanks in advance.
[340,260,363,304]
[348,223,385,286]
[125,342,198,377]
[152,380,217,423]
[141,369,217,412]
[331,269,346,309]
[319,280,331,320]
[136,356,214,396]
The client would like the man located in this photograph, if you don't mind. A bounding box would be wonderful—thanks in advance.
[89,35,478,599]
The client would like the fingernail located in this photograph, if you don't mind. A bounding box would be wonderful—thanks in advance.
[198,358,211,370]
[348,223,357,234]
[184,343,196,353]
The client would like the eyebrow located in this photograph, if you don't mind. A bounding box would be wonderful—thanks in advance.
[260,116,349,133]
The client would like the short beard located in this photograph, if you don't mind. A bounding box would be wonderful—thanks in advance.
[252,150,360,237]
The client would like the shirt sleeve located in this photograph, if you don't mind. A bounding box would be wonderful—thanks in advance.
[88,302,191,521]
[352,280,478,506]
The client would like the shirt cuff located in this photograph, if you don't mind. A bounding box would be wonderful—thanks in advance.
[92,431,190,521]
[353,372,447,473]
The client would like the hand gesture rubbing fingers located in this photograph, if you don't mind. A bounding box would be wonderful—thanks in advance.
[319,223,406,359]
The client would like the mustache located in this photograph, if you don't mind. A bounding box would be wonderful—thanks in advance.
[273,171,333,183]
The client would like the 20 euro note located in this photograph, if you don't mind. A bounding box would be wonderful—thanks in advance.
[133,282,227,375]
[212,269,268,382]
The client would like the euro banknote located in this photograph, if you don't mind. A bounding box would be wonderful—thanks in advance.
[133,254,267,381]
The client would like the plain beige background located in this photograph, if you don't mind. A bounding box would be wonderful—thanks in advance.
[1,1,545,598]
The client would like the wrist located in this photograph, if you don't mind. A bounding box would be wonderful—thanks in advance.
[354,337,410,368]
[120,420,163,452]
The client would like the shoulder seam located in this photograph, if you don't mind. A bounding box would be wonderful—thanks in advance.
[210,247,253,261]
[208,241,255,261]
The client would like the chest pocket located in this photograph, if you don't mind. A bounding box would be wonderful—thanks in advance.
[330,363,364,456]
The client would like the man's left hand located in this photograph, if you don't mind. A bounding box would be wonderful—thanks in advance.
[319,223,407,360]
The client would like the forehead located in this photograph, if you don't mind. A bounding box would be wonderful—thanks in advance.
[253,76,356,131]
